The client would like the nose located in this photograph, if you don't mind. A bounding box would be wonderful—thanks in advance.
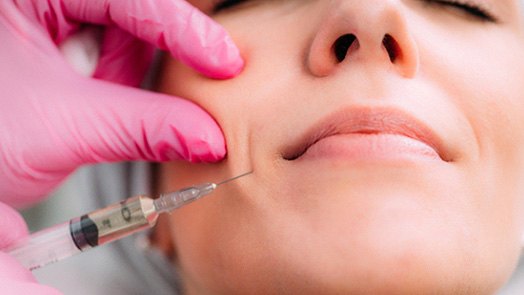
[307,0,419,78]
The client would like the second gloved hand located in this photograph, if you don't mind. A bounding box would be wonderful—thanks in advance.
[0,203,60,294]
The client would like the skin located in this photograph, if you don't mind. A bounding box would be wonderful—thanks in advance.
[154,0,524,294]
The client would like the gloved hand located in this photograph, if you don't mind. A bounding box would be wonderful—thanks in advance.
[0,0,243,208]
[0,203,60,294]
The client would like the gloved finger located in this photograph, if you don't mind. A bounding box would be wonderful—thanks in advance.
[71,80,227,164]
[4,79,226,208]
[0,203,28,250]
[68,0,244,79]
[0,253,61,294]
[19,0,243,79]
[93,26,155,87]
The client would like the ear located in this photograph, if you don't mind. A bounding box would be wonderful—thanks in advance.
[149,214,176,261]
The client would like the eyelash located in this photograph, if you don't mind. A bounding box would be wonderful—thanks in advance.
[212,0,496,23]
[213,0,248,13]
[424,0,496,22]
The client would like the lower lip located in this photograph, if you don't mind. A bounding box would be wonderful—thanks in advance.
[297,133,441,162]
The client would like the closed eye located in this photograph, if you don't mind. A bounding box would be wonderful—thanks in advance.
[424,0,497,22]
[213,0,249,13]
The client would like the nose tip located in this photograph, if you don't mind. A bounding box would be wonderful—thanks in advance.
[307,1,419,78]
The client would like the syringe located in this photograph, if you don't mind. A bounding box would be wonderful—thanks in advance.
[5,172,252,271]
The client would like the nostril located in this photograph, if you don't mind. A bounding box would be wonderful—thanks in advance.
[382,34,400,63]
[333,34,356,63]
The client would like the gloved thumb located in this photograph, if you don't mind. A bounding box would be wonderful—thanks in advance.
[0,203,59,294]
[0,203,28,251]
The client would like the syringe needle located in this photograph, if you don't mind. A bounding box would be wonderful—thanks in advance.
[216,171,253,186]
[154,171,253,213]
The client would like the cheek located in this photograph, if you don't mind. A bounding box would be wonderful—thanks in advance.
[414,20,524,225]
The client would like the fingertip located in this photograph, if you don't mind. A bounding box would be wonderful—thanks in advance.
[172,124,227,163]
[195,37,245,80]
[155,137,226,163]
[138,97,227,163]
[0,203,28,250]
[0,252,35,283]
[114,0,244,79]
[175,15,245,79]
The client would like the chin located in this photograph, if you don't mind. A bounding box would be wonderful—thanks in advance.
[228,210,508,295]
[218,225,504,295]
[223,173,515,295]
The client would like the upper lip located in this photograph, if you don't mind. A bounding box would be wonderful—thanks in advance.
[282,106,449,161]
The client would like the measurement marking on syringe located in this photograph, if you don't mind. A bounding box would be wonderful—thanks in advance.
[121,205,132,222]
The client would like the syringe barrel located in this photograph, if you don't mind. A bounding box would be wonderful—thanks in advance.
[6,220,81,271]
[6,196,158,271]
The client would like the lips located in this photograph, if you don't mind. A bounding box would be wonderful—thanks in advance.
[282,107,449,162]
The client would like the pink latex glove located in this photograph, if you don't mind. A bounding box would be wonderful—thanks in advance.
[0,203,60,294]
[0,0,244,209]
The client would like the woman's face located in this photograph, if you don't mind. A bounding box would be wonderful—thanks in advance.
[156,0,524,294]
